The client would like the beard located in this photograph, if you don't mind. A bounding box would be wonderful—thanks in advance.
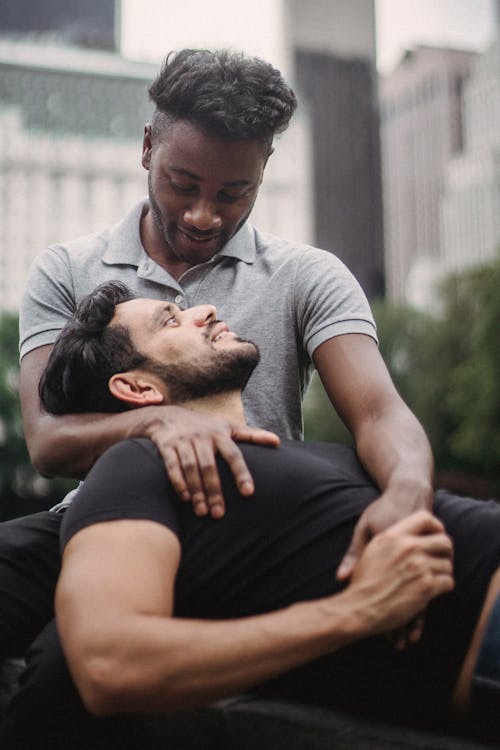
[144,340,260,404]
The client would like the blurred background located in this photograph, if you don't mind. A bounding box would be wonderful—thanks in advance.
[0,0,499,518]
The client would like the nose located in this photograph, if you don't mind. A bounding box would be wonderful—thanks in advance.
[184,304,217,326]
[183,199,222,232]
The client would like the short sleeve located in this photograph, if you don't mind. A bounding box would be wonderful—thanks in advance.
[19,245,77,359]
[60,439,180,551]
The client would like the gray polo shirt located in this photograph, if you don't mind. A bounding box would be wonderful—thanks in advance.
[20,199,376,438]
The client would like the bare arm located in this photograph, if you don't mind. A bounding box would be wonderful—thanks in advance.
[313,334,435,578]
[55,511,453,716]
[20,346,279,515]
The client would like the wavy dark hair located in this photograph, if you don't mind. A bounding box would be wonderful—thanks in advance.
[39,282,145,415]
[148,48,297,151]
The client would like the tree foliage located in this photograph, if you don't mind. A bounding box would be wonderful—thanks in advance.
[0,313,75,520]
[304,256,500,494]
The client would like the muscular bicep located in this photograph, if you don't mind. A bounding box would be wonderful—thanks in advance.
[313,333,404,436]
[56,520,181,674]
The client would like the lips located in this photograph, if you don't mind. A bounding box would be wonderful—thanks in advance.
[178,226,222,243]
[210,322,230,342]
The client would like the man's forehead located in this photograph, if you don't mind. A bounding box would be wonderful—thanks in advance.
[154,119,267,173]
[112,297,158,326]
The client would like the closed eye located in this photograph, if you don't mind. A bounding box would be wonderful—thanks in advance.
[170,179,197,195]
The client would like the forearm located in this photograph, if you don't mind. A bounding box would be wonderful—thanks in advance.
[60,596,361,716]
[355,402,434,509]
[28,407,170,479]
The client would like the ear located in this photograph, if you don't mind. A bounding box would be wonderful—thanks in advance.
[262,146,274,171]
[109,371,165,408]
[142,124,153,170]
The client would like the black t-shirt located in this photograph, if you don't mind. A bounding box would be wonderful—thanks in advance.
[61,439,500,726]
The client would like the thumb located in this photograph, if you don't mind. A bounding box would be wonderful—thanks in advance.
[337,523,370,581]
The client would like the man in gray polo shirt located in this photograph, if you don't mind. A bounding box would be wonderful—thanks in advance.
[4,49,434,657]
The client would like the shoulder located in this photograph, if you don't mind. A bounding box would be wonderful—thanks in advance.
[252,226,358,283]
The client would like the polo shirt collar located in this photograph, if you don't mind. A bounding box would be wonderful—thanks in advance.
[103,199,256,267]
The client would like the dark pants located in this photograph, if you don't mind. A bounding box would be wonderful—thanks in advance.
[0,620,145,750]
[0,511,62,658]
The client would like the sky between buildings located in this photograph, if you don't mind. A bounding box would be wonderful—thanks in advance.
[120,0,497,74]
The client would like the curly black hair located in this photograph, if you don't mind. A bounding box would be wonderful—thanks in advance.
[148,48,297,149]
[39,282,145,415]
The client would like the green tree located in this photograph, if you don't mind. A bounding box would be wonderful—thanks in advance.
[0,312,75,521]
[304,256,500,495]
[439,259,500,477]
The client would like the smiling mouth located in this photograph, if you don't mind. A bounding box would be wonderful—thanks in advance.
[210,322,231,342]
[178,227,221,243]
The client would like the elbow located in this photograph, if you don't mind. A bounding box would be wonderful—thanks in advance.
[28,431,87,480]
[25,429,60,478]
[76,653,137,717]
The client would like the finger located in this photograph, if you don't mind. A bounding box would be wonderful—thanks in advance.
[419,532,454,560]
[215,437,255,497]
[192,438,225,519]
[389,510,444,537]
[175,441,208,515]
[160,445,190,501]
[337,522,372,581]
[432,572,455,597]
[232,426,280,446]
[407,613,426,644]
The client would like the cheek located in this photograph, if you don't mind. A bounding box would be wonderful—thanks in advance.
[227,199,255,228]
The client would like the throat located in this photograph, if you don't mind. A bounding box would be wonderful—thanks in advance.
[180,391,247,427]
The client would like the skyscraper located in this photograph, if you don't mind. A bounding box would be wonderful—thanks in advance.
[441,33,500,274]
[380,45,476,303]
[287,0,384,298]
[0,0,117,50]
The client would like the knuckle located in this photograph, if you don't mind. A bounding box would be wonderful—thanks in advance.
[418,572,435,597]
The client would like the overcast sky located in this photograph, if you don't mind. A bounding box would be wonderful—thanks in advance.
[120,0,497,74]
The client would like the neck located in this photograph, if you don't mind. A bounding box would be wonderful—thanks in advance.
[179,390,247,427]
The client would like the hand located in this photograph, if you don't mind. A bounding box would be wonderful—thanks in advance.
[337,484,433,581]
[146,406,280,518]
[387,612,426,650]
[346,511,454,639]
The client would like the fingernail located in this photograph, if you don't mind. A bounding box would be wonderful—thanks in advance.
[240,481,253,495]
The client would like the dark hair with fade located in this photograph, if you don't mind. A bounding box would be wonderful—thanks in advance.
[39,281,147,415]
[148,48,297,152]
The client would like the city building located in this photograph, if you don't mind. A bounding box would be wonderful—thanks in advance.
[441,33,500,273]
[0,39,156,311]
[287,0,385,298]
[0,0,117,50]
[0,0,383,310]
[380,45,476,304]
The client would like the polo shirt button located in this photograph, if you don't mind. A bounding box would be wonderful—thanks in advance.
[174,294,183,304]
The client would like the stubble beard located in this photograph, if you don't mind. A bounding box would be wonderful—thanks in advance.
[145,341,260,404]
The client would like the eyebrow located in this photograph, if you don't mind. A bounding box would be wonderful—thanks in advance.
[170,166,253,188]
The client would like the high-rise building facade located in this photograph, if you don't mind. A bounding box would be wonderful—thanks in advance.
[380,46,476,303]
[0,40,156,311]
[0,0,117,50]
[441,34,500,273]
[287,0,384,298]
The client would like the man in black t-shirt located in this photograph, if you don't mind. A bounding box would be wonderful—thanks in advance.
[3,281,500,748]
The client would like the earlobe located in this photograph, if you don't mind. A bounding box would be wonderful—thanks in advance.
[109,373,164,407]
